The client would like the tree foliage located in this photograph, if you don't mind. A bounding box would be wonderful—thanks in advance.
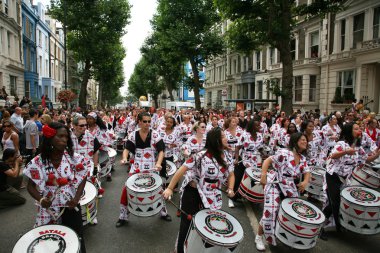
[214,0,345,114]
[151,0,226,109]
[50,0,131,109]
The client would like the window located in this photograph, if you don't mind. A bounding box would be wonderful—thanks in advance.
[374,6,380,39]
[309,75,317,102]
[310,31,319,58]
[217,90,222,105]
[207,91,212,105]
[290,39,296,60]
[269,48,275,65]
[46,59,48,75]
[341,20,346,51]
[242,84,248,99]
[44,85,49,96]
[25,81,30,99]
[338,70,355,98]
[0,27,2,53]
[10,75,17,96]
[294,76,303,102]
[39,30,42,46]
[256,51,261,70]
[5,0,9,15]
[257,81,263,99]
[0,72,3,88]
[39,56,42,74]
[353,13,364,48]
[7,31,11,56]
[228,85,232,99]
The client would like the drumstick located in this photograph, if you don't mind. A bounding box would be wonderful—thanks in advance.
[62,192,80,211]
[167,199,193,220]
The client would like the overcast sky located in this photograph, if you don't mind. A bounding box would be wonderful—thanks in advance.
[37,0,158,96]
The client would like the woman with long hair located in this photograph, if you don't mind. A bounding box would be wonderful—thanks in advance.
[301,120,327,167]
[1,120,19,155]
[24,122,92,253]
[278,121,298,148]
[163,127,235,253]
[319,123,380,240]
[255,133,311,250]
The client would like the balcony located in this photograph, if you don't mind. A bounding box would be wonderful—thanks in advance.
[293,58,321,66]
[354,38,380,52]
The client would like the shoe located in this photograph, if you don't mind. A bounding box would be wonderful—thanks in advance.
[319,228,328,241]
[228,199,235,208]
[161,214,172,222]
[116,219,127,227]
[107,176,112,182]
[91,217,98,225]
[255,234,266,251]
[98,194,103,199]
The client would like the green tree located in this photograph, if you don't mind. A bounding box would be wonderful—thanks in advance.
[141,33,185,101]
[152,0,225,109]
[50,0,131,109]
[214,0,345,114]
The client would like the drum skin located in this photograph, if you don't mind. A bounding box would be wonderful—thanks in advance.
[275,198,325,250]
[12,225,80,253]
[340,186,380,235]
[126,173,163,217]
[238,168,264,203]
[165,160,177,183]
[351,166,380,189]
[184,209,244,253]
[79,182,97,226]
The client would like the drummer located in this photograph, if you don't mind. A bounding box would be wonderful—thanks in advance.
[231,118,265,207]
[163,127,235,253]
[24,122,91,253]
[158,115,180,180]
[255,133,311,250]
[71,115,104,203]
[116,112,171,227]
[87,112,114,182]
[181,121,206,159]
[319,123,380,240]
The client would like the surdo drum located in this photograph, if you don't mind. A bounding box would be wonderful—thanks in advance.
[339,186,380,235]
[351,166,380,189]
[126,173,163,217]
[306,167,326,196]
[116,132,126,152]
[238,168,264,203]
[98,150,110,177]
[79,182,97,226]
[13,225,80,253]
[275,198,325,249]
[184,209,244,253]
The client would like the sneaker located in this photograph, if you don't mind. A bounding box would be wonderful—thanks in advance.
[98,194,103,199]
[319,228,328,241]
[160,214,172,222]
[91,217,98,225]
[255,235,266,251]
[116,219,127,227]
[107,176,112,182]
[228,199,235,208]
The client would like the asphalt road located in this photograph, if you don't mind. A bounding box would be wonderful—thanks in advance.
[1,153,379,253]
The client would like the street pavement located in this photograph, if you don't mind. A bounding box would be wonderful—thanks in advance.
[1,153,379,253]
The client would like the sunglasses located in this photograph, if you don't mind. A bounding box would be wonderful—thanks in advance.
[142,120,151,123]
[3,125,11,128]
[200,126,206,128]
[78,124,88,127]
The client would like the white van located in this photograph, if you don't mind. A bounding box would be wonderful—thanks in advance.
[139,101,152,108]
[166,101,194,111]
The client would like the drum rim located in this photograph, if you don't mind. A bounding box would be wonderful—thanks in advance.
[79,182,97,206]
[126,173,163,192]
[280,198,325,225]
[166,160,177,176]
[341,186,380,207]
[193,209,244,245]
[12,224,80,252]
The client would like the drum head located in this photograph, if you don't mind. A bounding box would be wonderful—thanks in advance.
[79,182,97,206]
[13,225,79,253]
[362,167,380,179]
[194,209,244,246]
[107,148,117,158]
[166,161,177,176]
[245,168,261,181]
[281,198,325,225]
[126,173,162,193]
[341,186,380,207]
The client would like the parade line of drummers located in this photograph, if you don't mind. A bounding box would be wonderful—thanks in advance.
[2,105,380,253]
